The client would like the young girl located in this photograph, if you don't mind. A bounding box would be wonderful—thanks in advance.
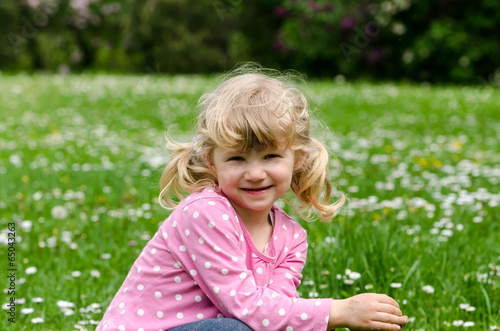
[97,67,408,331]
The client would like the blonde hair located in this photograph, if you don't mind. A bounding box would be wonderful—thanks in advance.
[159,65,345,221]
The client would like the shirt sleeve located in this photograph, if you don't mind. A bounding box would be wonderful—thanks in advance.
[167,197,332,331]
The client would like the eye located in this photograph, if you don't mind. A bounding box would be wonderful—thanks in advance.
[228,156,244,162]
[265,154,280,159]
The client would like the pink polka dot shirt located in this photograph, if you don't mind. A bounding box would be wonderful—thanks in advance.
[97,187,332,331]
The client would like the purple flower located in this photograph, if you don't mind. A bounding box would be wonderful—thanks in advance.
[364,47,385,65]
[274,6,289,18]
[307,1,320,12]
[323,3,335,12]
[340,17,356,30]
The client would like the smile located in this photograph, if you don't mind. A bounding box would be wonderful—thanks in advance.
[241,185,273,192]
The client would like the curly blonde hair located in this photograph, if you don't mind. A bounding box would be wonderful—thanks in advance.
[159,64,345,221]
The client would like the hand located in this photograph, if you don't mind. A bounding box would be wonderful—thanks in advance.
[328,293,408,331]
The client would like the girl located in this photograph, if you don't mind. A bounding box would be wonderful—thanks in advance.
[97,66,408,331]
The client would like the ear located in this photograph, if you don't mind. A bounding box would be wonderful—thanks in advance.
[203,153,216,172]
[293,150,307,171]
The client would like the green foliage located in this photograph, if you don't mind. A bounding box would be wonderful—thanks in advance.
[2,0,500,82]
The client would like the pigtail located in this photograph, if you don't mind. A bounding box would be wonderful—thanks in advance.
[291,137,346,222]
[158,137,217,209]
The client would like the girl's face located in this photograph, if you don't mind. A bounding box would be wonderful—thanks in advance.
[209,145,301,221]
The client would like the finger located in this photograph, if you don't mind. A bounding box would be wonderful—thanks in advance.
[367,321,403,331]
[376,312,408,327]
[377,303,403,316]
[376,294,400,308]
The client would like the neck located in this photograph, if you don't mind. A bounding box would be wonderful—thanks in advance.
[233,205,273,229]
[231,205,274,253]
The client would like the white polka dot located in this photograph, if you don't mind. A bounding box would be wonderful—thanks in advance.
[231,256,238,262]
[282,224,287,230]
[197,313,204,319]
[179,245,186,251]
[214,246,221,252]
[286,327,293,331]
[190,269,197,276]
[221,268,228,275]
[174,276,181,283]
[214,286,219,293]
[154,265,160,271]
[274,236,278,241]
[183,206,188,212]
[191,254,196,261]
[195,296,202,302]
[175,294,182,301]
[217,314,223,318]
[285,273,292,279]
[295,252,301,258]
[279,308,285,316]
[177,312,184,319]
[284,247,289,253]
[137,309,144,316]
[185,230,190,236]
[230,290,236,296]
[240,234,244,241]
[155,291,161,298]
[294,233,299,239]
[257,299,263,306]
[272,292,279,298]
[174,261,182,268]
[139,329,144,331]
[301,313,308,320]
[315,300,321,306]
[137,284,144,290]
[263,319,269,326]
[119,302,125,308]
[120,310,125,315]
[242,308,248,315]
[162,232,167,239]
[256,267,263,274]
[199,237,204,244]
[151,248,157,254]
[157,311,163,318]
[118,326,125,331]
[208,221,215,228]
[240,272,247,279]
[208,201,216,205]
[205,262,211,269]
[290,266,296,272]
[222,214,229,220]
[137,267,141,273]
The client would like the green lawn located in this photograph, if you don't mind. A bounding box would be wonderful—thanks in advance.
[0,73,499,330]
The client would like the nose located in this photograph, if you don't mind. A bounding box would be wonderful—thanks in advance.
[243,161,266,181]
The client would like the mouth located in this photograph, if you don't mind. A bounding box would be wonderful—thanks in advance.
[241,185,273,192]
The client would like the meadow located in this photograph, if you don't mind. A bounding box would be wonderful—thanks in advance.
[0,73,498,330]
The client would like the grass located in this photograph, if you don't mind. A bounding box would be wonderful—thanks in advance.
[0,73,499,330]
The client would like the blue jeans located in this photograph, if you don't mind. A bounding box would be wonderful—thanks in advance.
[169,318,252,331]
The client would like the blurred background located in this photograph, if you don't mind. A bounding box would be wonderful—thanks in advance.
[2,0,500,84]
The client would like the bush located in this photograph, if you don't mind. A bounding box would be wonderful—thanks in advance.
[2,0,500,83]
